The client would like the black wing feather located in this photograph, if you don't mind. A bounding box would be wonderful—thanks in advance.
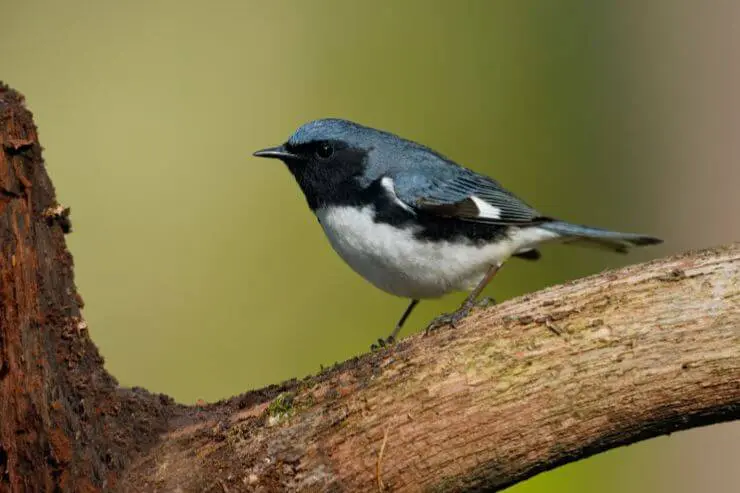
[395,169,546,225]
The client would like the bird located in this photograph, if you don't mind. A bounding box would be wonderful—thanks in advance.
[253,118,662,347]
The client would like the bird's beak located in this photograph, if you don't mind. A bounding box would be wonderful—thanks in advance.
[253,144,297,160]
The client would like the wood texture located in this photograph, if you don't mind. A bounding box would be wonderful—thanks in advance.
[0,85,175,493]
[118,243,740,492]
[0,83,738,493]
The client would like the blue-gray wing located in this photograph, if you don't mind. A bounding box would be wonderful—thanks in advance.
[392,168,545,225]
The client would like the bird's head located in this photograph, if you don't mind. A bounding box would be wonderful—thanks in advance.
[254,118,375,164]
[253,118,387,209]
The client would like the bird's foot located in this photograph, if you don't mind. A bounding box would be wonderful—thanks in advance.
[425,302,474,334]
[370,335,396,351]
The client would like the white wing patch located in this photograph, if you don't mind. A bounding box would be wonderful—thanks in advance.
[470,196,501,219]
[380,176,416,214]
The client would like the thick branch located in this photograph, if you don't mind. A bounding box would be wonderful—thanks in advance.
[118,245,740,492]
[1,83,738,493]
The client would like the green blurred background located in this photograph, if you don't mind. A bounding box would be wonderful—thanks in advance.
[3,1,738,491]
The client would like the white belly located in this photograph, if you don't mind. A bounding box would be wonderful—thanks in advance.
[315,205,557,299]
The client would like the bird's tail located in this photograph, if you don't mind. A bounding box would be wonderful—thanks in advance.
[539,220,662,254]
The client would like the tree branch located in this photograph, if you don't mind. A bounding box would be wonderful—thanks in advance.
[1,83,738,493]
[118,243,739,492]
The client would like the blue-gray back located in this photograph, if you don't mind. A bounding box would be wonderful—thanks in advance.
[289,118,541,224]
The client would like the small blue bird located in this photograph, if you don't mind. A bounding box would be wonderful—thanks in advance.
[254,119,662,346]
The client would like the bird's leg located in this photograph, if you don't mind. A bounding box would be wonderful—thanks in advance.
[426,263,501,333]
[460,262,501,311]
[388,299,420,342]
[371,299,420,350]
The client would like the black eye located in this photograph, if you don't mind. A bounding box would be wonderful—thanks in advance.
[315,142,334,159]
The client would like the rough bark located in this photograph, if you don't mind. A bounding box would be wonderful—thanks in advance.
[0,83,738,493]
[0,85,177,492]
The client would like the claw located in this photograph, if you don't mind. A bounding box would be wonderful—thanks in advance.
[425,303,473,334]
[370,335,396,351]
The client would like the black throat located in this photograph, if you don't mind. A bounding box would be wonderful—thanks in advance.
[283,144,369,210]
